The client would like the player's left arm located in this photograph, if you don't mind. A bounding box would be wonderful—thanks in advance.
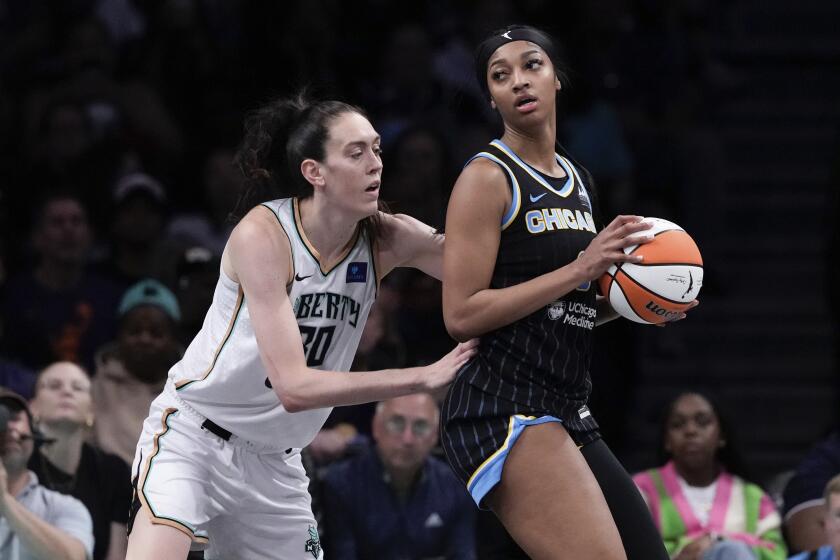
[375,212,444,280]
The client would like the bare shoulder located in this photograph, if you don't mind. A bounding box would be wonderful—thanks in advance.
[223,205,292,284]
[459,156,509,189]
[448,156,509,216]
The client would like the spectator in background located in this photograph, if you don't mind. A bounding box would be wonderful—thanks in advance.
[91,279,182,464]
[783,433,840,553]
[28,362,131,560]
[96,172,183,292]
[369,24,459,145]
[0,389,93,560]
[322,394,476,560]
[20,16,184,171]
[634,392,786,560]
[788,474,840,560]
[172,246,219,345]
[384,125,453,231]
[166,147,242,256]
[1,192,120,372]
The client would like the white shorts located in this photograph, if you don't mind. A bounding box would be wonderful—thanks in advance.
[130,388,324,560]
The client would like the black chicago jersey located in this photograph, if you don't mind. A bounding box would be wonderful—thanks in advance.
[454,139,601,434]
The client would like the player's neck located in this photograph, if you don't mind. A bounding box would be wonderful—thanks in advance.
[298,196,359,263]
[500,120,561,176]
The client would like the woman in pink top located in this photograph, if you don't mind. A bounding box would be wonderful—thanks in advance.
[633,392,787,560]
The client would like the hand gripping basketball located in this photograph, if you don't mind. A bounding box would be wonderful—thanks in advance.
[598,217,703,324]
[576,215,654,281]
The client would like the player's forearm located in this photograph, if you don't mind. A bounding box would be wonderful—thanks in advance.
[0,497,86,560]
[444,260,590,341]
[271,365,427,412]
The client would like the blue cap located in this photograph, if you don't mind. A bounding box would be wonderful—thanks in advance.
[118,279,181,322]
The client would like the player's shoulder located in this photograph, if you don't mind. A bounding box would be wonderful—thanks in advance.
[229,205,287,247]
[461,155,509,184]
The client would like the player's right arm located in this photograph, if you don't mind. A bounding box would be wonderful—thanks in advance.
[224,206,476,413]
[443,159,653,342]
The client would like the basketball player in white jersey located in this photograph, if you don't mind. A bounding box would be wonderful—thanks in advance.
[124,94,477,560]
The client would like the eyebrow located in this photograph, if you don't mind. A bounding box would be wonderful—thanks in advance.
[343,137,380,150]
[489,49,542,68]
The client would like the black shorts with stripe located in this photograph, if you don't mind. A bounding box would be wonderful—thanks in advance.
[440,362,601,500]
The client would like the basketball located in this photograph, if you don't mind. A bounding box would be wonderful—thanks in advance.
[598,217,703,324]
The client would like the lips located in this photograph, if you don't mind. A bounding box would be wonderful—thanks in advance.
[365,181,380,194]
[515,95,538,113]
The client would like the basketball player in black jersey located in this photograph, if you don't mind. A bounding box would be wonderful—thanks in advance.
[441,25,696,559]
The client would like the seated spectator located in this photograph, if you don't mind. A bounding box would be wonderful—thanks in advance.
[788,473,840,560]
[783,433,840,553]
[95,172,183,292]
[29,362,132,560]
[1,192,120,372]
[91,279,182,464]
[634,392,787,560]
[0,389,93,560]
[322,394,476,560]
[166,147,241,257]
[172,246,219,345]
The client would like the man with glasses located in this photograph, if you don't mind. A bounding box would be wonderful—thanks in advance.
[321,394,476,559]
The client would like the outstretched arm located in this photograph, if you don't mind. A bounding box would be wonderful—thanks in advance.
[375,212,444,279]
[224,206,476,412]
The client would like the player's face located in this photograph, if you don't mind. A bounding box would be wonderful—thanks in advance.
[664,393,722,471]
[486,41,561,125]
[319,112,382,219]
[826,493,840,551]
[373,395,439,473]
[31,363,93,430]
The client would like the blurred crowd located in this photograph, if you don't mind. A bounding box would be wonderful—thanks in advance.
[0,0,835,559]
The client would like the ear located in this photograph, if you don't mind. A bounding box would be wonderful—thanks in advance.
[490,99,497,110]
[300,159,325,190]
[555,76,562,91]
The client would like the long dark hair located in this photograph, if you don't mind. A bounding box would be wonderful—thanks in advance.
[658,390,753,482]
[231,92,387,239]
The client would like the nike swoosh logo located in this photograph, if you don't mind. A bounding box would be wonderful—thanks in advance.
[295,273,313,281]
[530,193,547,202]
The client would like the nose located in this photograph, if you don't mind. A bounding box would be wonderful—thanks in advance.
[512,69,530,92]
[369,153,383,175]
[682,422,699,437]
[399,426,417,445]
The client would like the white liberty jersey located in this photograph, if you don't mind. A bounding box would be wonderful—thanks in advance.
[168,198,378,449]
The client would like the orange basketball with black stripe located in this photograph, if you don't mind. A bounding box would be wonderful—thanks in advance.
[598,218,703,324]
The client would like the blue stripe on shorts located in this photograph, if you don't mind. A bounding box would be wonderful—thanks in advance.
[466,415,563,507]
